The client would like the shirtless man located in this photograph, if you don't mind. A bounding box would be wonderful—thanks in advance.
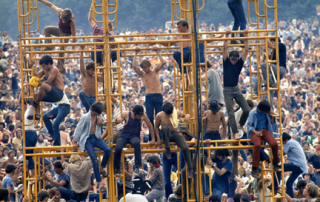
[78,46,104,112]
[59,124,71,147]
[154,102,193,178]
[28,55,65,120]
[203,101,227,147]
[132,46,166,137]
[73,102,111,192]
[150,20,221,73]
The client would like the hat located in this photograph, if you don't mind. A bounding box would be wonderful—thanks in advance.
[179,126,192,138]
[303,172,312,178]
[13,70,19,74]
[295,92,302,96]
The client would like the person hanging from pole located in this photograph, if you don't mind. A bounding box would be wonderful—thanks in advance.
[154,102,194,178]
[27,56,65,122]
[260,37,287,88]
[227,0,247,45]
[78,46,104,112]
[113,105,159,176]
[222,30,250,140]
[88,3,121,65]
[132,46,166,137]
[39,0,76,74]
[246,99,281,177]
[273,132,308,198]
[149,20,221,74]
[72,101,111,193]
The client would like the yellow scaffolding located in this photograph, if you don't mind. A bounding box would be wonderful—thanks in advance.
[18,0,285,201]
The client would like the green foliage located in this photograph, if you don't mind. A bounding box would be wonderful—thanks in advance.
[0,0,318,40]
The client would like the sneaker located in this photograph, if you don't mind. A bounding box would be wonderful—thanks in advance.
[134,167,140,175]
[251,167,258,178]
[273,162,281,171]
[101,170,108,178]
[115,168,121,176]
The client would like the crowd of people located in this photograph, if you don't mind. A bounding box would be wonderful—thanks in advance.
[0,0,320,202]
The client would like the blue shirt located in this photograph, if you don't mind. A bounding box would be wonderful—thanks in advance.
[247,108,273,137]
[212,157,233,195]
[256,110,268,130]
[57,172,71,190]
[283,139,308,173]
[2,175,15,202]
[272,43,286,69]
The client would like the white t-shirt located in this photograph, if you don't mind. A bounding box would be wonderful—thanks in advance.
[25,105,36,131]
[56,93,70,105]
[119,193,148,202]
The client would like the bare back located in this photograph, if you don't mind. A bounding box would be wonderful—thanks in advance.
[157,111,178,132]
[81,73,96,96]
[60,130,71,146]
[141,69,161,94]
[205,110,224,131]
[44,67,64,91]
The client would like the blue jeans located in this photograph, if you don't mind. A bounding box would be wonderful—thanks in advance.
[114,136,141,169]
[145,93,163,138]
[227,0,247,38]
[85,135,111,182]
[89,193,106,202]
[59,187,88,202]
[91,50,122,66]
[25,131,38,170]
[163,153,177,199]
[43,104,71,146]
[173,42,205,73]
[273,163,303,198]
[79,90,96,112]
[202,174,210,195]
[42,86,64,102]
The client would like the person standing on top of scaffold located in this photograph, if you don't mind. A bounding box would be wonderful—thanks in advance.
[88,3,121,65]
[227,0,247,45]
[39,0,76,75]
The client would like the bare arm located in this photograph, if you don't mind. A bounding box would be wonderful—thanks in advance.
[241,30,249,62]
[7,184,15,196]
[70,19,76,43]
[153,47,166,72]
[203,111,207,128]
[143,113,155,141]
[79,47,86,77]
[223,30,231,60]
[132,47,144,76]
[154,114,161,142]
[88,3,96,29]
[125,161,133,179]
[38,0,62,14]
[221,112,227,139]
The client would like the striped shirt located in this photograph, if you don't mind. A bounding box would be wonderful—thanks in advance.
[113,99,126,131]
